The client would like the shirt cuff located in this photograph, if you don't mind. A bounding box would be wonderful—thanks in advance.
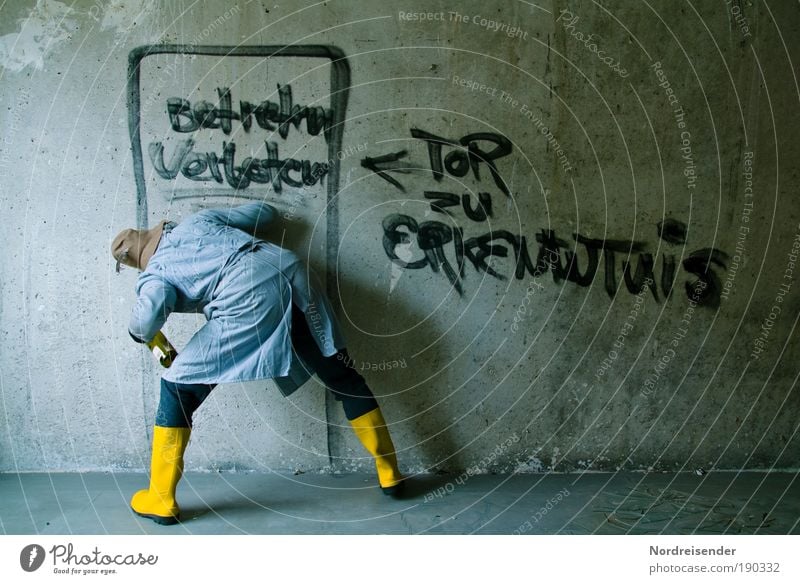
[129,330,147,344]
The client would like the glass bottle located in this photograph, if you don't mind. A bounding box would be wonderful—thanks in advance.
[146,330,178,368]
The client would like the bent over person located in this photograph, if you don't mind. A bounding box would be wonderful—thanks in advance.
[111,201,405,525]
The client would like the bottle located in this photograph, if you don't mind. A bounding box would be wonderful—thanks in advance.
[146,330,178,368]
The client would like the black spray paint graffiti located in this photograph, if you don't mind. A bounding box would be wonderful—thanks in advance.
[127,44,350,313]
[366,127,728,306]
[166,85,334,138]
[362,129,512,196]
[149,85,334,191]
[382,210,728,306]
[127,45,350,228]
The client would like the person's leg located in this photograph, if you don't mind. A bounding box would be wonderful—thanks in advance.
[288,303,377,417]
[155,379,215,429]
[288,304,404,495]
[131,380,214,525]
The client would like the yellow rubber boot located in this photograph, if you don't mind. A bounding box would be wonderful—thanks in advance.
[349,407,404,495]
[131,426,191,525]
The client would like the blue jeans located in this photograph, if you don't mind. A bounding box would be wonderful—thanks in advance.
[155,303,378,427]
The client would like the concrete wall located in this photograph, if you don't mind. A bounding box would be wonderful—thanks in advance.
[1,0,798,475]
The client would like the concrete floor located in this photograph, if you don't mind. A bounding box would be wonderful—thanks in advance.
[1,471,797,535]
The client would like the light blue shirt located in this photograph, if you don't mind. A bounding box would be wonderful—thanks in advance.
[129,201,346,388]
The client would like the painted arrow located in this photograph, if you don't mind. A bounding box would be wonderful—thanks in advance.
[360,149,427,192]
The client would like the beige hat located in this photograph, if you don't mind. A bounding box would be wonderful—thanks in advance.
[111,220,169,272]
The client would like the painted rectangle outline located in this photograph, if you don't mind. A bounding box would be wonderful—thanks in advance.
[126,44,350,307]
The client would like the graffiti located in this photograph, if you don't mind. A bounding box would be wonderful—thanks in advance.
[656,218,687,245]
[127,44,351,313]
[166,85,335,139]
[362,129,513,196]
[425,191,492,220]
[127,44,350,226]
[411,129,512,196]
[382,208,728,305]
[148,85,335,192]
[361,149,413,192]
[365,122,728,306]
[148,138,330,191]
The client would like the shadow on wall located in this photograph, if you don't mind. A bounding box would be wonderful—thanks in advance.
[265,217,461,477]
[335,245,462,476]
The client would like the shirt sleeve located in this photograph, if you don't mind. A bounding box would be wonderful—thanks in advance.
[201,201,277,235]
[129,274,178,343]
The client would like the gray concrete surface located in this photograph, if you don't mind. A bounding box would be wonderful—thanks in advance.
[1,471,798,534]
[1,0,799,479]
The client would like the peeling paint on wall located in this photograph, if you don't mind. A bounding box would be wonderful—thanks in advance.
[97,0,154,33]
[0,0,76,72]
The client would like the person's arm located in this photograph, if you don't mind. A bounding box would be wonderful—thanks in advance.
[201,201,277,236]
[128,274,178,344]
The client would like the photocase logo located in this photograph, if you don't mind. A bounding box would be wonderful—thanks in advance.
[20,544,46,572]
